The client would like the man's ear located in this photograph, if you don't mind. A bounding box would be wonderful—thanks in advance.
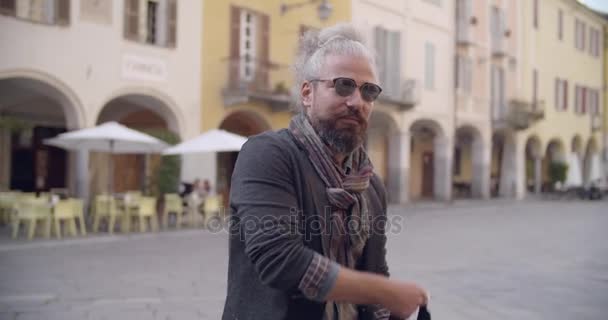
[301,81,313,108]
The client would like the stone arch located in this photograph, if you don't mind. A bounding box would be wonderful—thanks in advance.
[98,87,185,138]
[542,138,567,191]
[219,109,272,136]
[216,110,272,203]
[408,118,450,201]
[0,69,85,129]
[90,90,184,195]
[571,135,583,157]
[367,109,400,201]
[0,69,85,192]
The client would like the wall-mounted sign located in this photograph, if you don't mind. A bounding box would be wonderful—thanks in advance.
[121,54,168,82]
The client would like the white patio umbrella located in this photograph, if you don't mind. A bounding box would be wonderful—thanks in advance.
[564,153,583,188]
[44,121,169,194]
[588,154,603,186]
[162,129,247,155]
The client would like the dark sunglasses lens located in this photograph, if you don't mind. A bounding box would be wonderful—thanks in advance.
[334,78,357,97]
[361,83,382,101]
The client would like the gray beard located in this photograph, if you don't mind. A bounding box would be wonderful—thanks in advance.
[310,117,363,155]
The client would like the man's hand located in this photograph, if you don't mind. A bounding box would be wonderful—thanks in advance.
[325,267,428,319]
[381,280,428,319]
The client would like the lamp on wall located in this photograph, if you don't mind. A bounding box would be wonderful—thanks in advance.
[280,0,333,21]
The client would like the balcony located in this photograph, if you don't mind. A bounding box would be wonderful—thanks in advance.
[377,79,419,111]
[222,58,291,112]
[493,99,545,130]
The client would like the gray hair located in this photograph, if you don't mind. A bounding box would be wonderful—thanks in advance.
[291,23,378,112]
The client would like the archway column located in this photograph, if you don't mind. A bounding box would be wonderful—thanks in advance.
[434,136,453,201]
[0,128,10,191]
[471,137,491,199]
[534,155,542,194]
[387,130,410,204]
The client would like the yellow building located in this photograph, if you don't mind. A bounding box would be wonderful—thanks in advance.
[200,0,350,198]
[491,0,606,198]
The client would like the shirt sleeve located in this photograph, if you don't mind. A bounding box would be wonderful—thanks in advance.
[298,252,340,301]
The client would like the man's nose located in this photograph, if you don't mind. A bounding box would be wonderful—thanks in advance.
[345,87,365,110]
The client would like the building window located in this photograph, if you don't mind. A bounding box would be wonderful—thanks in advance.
[425,42,435,90]
[557,9,563,40]
[455,55,472,94]
[0,0,70,26]
[589,28,600,57]
[533,0,539,29]
[575,85,589,114]
[491,6,506,51]
[491,65,505,120]
[146,1,158,44]
[229,6,270,88]
[375,26,402,98]
[554,78,568,111]
[124,0,177,48]
[575,19,586,51]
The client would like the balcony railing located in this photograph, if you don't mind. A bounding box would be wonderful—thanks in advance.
[222,57,291,111]
[493,98,545,130]
[377,79,419,111]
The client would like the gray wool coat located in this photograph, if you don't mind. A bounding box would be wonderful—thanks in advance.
[221,129,396,320]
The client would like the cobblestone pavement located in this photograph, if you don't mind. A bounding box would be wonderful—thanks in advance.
[0,199,607,319]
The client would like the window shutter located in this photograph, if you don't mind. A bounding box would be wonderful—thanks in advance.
[563,80,568,110]
[425,43,435,90]
[166,0,177,47]
[386,30,401,97]
[0,0,16,15]
[559,11,563,39]
[124,0,140,40]
[582,87,587,114]
[229,6,241,86]
[466,57,472,93]
[374,26,387,89]
[532,69,538,108]
[455,56,460,90]
[55,0,70,25]
[533,0,538,29]
[581,23,586,51]
[555,78,559,110]
[258,13,270,89]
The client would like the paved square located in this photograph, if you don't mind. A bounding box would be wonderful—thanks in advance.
[0,199,607,319]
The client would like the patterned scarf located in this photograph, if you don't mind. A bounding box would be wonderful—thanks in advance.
[289,113,373,320]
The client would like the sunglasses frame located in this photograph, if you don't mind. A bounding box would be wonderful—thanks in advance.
[309,77,383,102]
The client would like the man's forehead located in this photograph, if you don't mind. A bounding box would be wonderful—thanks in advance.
[321,54,377,81]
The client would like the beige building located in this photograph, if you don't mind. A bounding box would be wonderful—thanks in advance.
[353,0,457,203]
[0,0,203,197]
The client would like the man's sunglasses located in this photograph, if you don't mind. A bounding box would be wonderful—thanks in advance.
[309,77,382,102]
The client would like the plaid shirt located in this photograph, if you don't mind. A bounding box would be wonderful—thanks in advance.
[298,254,390,320]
